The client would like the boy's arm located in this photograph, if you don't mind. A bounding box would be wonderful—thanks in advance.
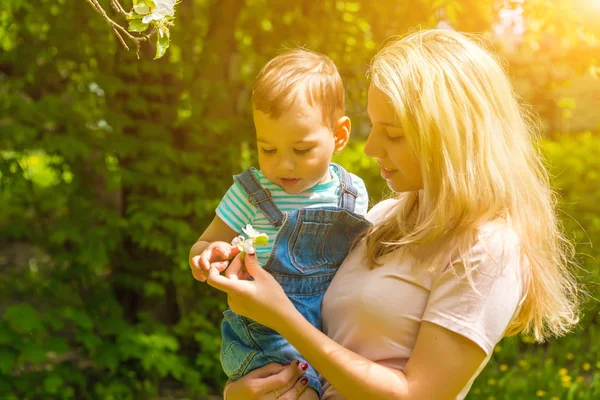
[189,215,240,282]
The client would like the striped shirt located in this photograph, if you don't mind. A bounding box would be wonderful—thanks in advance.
[216,165,369,266]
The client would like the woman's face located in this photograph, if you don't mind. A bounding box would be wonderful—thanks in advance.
[364,85,423,193]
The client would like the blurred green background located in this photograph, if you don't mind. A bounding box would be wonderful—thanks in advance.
[1,0,599,399]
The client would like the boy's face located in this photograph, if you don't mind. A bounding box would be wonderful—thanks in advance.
[253,99,340,194]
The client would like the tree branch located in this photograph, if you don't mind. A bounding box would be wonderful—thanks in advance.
[109,0,128,16]
[84,0,154,56]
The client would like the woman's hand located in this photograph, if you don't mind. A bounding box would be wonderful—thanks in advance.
[226,362,310,400]
[207,252,297,332]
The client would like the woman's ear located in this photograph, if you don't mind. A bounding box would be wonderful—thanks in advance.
[333,116,351,152]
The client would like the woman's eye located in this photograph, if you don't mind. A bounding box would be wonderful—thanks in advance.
[294,148,313,155]
[261,148,277,154]
[387,134,404,142]
[386,127,404,141]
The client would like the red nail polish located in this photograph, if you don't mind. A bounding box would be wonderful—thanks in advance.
[300,377,308,385]
[300,363,308,371]
[282,362,291,366]
[296,360,300,366]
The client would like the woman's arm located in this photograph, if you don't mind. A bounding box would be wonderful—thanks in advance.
[207,254,488,400]
[223,362,309,400]
[279,304,486,399]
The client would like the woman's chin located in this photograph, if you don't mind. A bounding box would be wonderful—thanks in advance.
[386,179,421,194]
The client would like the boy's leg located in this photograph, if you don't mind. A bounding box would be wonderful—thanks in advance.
[298,387,319,400]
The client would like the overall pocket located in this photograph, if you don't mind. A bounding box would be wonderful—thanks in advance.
[288,208,368,274]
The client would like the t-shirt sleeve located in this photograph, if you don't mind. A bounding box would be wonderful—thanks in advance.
[421,226,523,356]
[215,179,256,233]
[365,198,398,224]
[351,174,370,216]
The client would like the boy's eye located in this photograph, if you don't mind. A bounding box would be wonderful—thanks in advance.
[294,148,313,155]
[261,148,277,154]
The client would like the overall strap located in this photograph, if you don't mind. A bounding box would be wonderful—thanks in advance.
[234,168,284,227]
[331,163,359,212]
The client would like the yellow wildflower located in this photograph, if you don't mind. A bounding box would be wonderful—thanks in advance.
[583,362,591,371]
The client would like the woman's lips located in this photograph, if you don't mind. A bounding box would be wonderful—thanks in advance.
[380,167,397,179]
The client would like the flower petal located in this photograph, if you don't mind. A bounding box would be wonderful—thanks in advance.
[231,236,244,247]
[243,240,255,254]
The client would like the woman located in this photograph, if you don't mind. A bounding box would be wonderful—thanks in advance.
[206,29,581,399]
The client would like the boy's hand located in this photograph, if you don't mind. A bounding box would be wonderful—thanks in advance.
[190,241,240,282]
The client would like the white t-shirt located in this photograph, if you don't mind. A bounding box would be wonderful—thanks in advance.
[320,199,524,399]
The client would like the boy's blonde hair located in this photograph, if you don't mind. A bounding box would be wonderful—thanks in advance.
[366,30,580,341]
[252,49,345,130]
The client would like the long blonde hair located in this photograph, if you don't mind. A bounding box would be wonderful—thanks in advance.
[366,29,580,341]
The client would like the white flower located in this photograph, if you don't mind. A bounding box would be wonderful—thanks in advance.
[243,240,255,255]
[242,224,260,238]
[142,0,177,24]
[231,236,245,251]
[231,225,269,254]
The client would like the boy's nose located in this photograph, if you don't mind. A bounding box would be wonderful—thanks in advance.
[278,157,295,172]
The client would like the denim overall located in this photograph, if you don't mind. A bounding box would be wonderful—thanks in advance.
[220,163,371,397]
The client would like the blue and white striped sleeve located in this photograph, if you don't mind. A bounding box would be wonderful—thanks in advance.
[352,175,370,216]
[215,180,256,233]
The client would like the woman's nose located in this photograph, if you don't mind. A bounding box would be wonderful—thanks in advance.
[364,130,383,158]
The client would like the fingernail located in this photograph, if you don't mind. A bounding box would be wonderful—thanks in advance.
[295,360,300,366]
[300,363,308,371]
[300,377,308,385]
[281,362,291,366]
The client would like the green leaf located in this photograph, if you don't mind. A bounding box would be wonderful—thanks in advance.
[68,309,94,330]
[126,12,145,20]
[0,324,17,345]
[144,281,166,298]
[4,304,45,334]
[19,342,47,364]
[128,20,149,33]
[43,374,64,394]
[95,343,121,372]
[133,4,150,15]
[254,235,268,246]
[76,332,102,350]
[46,337,69,355]
[154,32,169,60]
[0,347,17,374]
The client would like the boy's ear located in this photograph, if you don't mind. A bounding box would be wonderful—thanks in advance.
[333,116,351,152]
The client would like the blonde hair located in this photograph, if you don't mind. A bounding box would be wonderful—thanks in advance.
[252,48,345,130]
[366,30,580,341]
